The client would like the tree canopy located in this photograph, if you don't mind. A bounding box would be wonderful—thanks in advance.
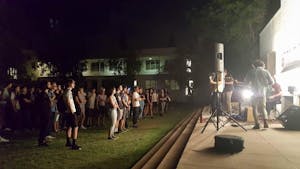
[187,0,279,77]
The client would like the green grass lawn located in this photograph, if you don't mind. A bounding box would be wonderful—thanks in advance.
[0,105,192,169]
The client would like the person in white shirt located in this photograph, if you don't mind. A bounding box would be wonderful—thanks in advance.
[64,79,81,150]
[132,86,141,128]
[107,87,119,140]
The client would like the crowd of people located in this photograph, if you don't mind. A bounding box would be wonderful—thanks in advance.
[0,79,171,149]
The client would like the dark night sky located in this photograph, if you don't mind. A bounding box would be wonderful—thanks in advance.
[1,0,208,60]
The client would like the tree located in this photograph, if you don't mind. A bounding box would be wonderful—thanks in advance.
[187,0,276,76]
[107,49,141,86]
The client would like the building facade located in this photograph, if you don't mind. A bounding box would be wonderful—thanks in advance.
[81,47,187,102]
[260,0,300,110]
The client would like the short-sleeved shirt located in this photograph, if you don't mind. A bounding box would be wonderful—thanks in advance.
[48,90,58,112]
[245,67,274,97]
[224,74,234,92]
[132,92,140,107]
[116,92,124,109]
[122,93,129,106]
[64,88,76,113]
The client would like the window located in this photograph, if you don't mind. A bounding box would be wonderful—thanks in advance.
[109,62,116,71]
[100,62,105,72]
[7,67,18,79]
[185,80,193,96]
[145,80,157,89]
[186,59,191,67]
[146,60,160,70]
[165,80,179,90]
[164,60,169,72]
[109,60,124,71]
[91,62,99,72]
[170,80,179,90]
[186,59,192,73]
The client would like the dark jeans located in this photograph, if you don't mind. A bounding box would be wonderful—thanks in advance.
[38,114,50,144]
[22,109,32,129]
[132,107,140,126]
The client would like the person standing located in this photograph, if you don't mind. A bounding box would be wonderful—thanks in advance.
[107,87,119,140]
[245,60,274,129]
[49,82,59,133]
[0,89,9,143]
[147,88,154,118]
[138,88,146,119]
[86,88,96,127]
[151,89,158,115]
[132,86,141,128]
[11,85,21,131]
[19,86,32,131]
[96,87,106,127]
[159,89,168,115]
[76,87,87,129]
[2,83,13,131]
[222,69,234,114]
[121,86,130,130]
[115,85,124,133]
[266,78,282,118]
[64,79,81,150]
[37,82,51,146]
[164,89,171,113]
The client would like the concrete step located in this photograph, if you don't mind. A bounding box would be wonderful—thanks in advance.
[132,108,202,169]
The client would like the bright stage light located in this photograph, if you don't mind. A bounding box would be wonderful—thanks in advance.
[242,89,253,100]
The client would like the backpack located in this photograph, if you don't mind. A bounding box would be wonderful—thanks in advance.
[57,94,67,113]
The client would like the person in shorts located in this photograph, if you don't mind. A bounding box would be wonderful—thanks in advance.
[64,79,81,150]
[115,85,124,133]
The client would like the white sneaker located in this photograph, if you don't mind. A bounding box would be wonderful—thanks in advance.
[46,135,56,139]
[81,126,87,129]
[0,136,10,143]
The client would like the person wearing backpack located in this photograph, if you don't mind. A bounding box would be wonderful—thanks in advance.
[245,60,274,129]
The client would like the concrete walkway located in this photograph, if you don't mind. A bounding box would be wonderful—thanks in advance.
[177,112,300,169]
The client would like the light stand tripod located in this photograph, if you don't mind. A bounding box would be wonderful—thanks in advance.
[201,74,247,133]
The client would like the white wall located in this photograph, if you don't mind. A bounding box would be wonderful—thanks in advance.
[260,0,300,108]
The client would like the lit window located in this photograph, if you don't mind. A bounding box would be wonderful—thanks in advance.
[100,62,105,72]
[170,80,179,90]
[185,86,189,96]
[145,80,157,89]
[189,80,194,88]
[186,59,192,73]
[146,60,160,70]
[186,68,192,73]
[186,59,192,67]
[7,67,18,79]
[91,62,99,72]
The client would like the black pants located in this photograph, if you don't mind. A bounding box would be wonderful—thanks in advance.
[38,114,50,144]
[132,107,140,126]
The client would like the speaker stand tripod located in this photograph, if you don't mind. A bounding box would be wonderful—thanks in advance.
[201,92,247,133]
